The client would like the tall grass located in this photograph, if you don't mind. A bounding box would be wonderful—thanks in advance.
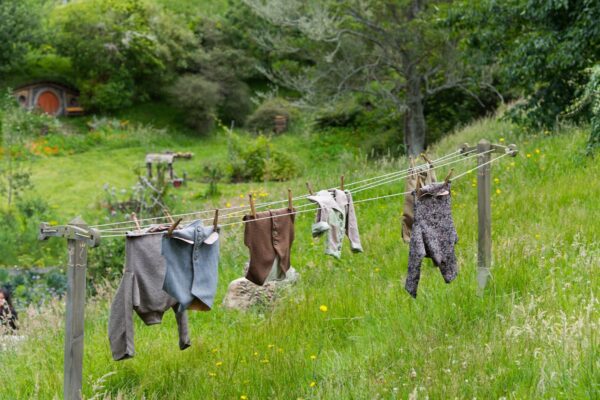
[1,117,598,399]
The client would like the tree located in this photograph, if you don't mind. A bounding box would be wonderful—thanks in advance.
[50,0,196,111]
[0,0,45,72]
[456,0,600,129]
[241,0,487,155]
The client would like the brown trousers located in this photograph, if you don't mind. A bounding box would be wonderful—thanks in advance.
[243,208,295,285]
[401,157,437,243]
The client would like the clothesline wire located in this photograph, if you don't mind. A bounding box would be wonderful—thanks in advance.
[97,149,487,233]
[91,149,469,229]
[99,151,509,238]
[97,149,486,233]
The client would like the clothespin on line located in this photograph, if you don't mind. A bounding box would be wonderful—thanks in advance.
[444,168,454,184]
[421,153,434,167]
[167,218,182,237]
[287,189,293,211]
[415,174,423,197]
[249,194,257,218]
[131,212,141,232]
[306,182,314,196]
[213,209,219,231]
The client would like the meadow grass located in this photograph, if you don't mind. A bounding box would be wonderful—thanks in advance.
[0,117,598,399]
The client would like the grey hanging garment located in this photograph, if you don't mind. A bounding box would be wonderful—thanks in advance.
[108,228,191,361]
[405,181,458,298]
[308,189,363,258]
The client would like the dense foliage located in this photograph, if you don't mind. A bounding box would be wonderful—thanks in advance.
[456,0,600,130]
[50,0,196,111]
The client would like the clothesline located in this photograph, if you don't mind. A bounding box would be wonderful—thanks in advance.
[91,149,471,230]
[97,149,489,234]
[97,148,490,234]
[99,151,509,238]
[96,148,487,233]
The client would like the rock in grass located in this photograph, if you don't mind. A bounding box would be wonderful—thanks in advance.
[222,268,299,310]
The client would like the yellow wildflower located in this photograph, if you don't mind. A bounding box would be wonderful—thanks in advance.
[535,234,541,239]
[310,355,317,360]
[241,395,248,400]
[319,305,328,313]
[268,344,275,349]
[310,381,317,388]
[216,361,223,367]
[494,178,500,184]
[496,189,501,194]
[499,137,505,142]
[277,348,284,353]
[526,153,532,158]
[374,268,380,273]
[208,372,216,377]
[260,359,269,364]
[254,352,259,357]
[226,202,231,208]
[535,148,540,154]
[471,183,476,187]
[239,194,244,198]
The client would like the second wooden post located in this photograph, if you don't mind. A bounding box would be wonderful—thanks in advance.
[476,139,492,294]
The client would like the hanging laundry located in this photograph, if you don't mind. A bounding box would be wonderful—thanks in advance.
[308,189,363,258]
[405,181,458,298]
[108,227,191,361]
[162,220,220,312]
[401,157,437,243]
[243,208,295,286]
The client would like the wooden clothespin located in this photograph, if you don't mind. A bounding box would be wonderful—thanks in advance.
[415,174,423,198]
[306,182,314,195]
[131,212,141,232]
[444,168,454,184]
[249,194,257,218]
[340,175,345,191]
[421,153,433,166]
[213,209,219,231]
[287,189,293,211]
[167,218,182,237]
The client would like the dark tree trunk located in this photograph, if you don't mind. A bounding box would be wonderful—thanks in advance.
[403,71,426,156]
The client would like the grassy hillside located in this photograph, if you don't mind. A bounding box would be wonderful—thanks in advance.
[1,117,599,399]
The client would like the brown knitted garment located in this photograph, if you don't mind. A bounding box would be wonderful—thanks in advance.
[243,208,295,286]
[405,182,458,297]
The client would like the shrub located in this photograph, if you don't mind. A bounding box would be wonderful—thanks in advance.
[246,98,292,134]
[167,74,222,134]
[217,80,252,128]
[226,133,299,182]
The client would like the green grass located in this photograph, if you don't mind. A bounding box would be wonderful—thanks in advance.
[1,116,599,399]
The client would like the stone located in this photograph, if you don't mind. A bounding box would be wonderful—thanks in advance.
[222,267,299,311]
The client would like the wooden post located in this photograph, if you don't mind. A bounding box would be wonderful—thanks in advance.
[39,218,100,400]
[459,140,518,295]
[476,140,492,294]
[64,217,88,400]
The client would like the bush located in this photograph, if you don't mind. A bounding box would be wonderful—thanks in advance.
[80,78,134,112]
[167,74,222,134]
[246,98,292,134]
[217,80,252,128]
[226,133,299,182]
